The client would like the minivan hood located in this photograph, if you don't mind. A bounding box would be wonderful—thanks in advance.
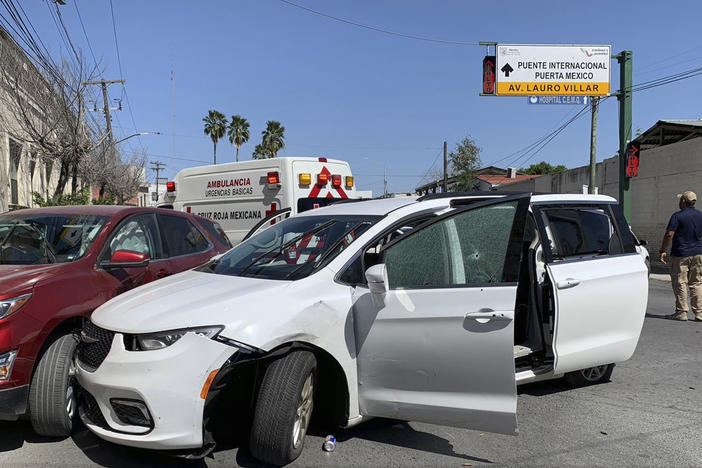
[91,270,292,334]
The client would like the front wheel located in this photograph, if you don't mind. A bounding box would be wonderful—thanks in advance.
[29,333,79,437]
[249,350,317,466]
[564,363,615,387]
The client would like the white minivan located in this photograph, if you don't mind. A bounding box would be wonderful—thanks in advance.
[163,157,357,244]
[75,193,648,466]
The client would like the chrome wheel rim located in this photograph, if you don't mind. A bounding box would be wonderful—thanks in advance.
[581,365,608,382]
[292,373,314,449]
[66,361,76,420]
[66,384,75,420]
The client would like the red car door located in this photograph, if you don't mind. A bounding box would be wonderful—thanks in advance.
[94,213,166,299]
[156,213,216,271]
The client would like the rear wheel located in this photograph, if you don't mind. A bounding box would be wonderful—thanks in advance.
[249,350,317,466]
[564,363,614,387]
[29,334,79,437]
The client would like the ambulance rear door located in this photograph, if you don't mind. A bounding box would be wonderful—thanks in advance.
[291,158,356,214]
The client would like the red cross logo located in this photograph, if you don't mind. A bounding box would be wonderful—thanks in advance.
[308,166,348,199]
[265,202,278,225]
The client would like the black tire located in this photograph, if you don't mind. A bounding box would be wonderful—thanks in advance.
[249,350,317,466]
[564,363,615,387]
[29,333,79,437]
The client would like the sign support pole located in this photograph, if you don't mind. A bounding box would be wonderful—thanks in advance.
[443,141,448,192]
[616,50,633,220]
[589,96,599,194]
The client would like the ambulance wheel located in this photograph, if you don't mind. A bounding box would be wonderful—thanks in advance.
[565,363,614,386]
[249,350,317,466]
[29,333,80,437]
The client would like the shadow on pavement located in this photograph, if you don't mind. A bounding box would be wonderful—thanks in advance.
[0,420,66,452]
[310,417,493,464]
[70,427,205,468]
[518,377,613,397]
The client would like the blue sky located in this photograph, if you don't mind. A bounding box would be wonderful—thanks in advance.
[18,0,702,195]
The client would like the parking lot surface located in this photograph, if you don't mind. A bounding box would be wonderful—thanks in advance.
[1,279,700,467]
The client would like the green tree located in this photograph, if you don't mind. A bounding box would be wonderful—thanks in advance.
[202,110,228,164]
[449,136,482,191]
[261,120,285,158]
[227,115,250,162]
[31,188,90,207]
[519,161,567,175]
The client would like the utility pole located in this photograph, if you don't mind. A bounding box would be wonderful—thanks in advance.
[588,97,599,194]
[616,50,633,220]
[171,67,177,160]
[150,161,166,198]
[83,79,125,143]
[443,141,448,192]
[383,166,388,197]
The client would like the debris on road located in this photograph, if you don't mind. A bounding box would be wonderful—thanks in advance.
[600,431,608,435]
[322,435,337,452]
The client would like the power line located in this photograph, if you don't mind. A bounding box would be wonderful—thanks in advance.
[74,0,99,73]
[107,0,144,153]
[278,0,479,46]
[49,0,81,66]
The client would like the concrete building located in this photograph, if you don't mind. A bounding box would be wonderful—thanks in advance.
[501,119,702,248]
[0,27,74,212]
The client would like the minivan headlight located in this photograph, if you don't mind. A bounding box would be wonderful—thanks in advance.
[0,293,32,320]
[134,326,223,351]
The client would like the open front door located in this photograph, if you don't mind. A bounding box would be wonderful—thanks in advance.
[353,194,530,435]
[533,203,648,374]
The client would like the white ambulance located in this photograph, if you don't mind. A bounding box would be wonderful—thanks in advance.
[163,157,357,244]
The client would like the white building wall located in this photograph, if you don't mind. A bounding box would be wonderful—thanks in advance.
[0,131,69,213]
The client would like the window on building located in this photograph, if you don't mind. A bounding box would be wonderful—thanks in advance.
[29,151,37,187]
[9,139,21,206]
[45,159,53,186]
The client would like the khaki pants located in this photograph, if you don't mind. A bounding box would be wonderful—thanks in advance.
[670,254,702,316]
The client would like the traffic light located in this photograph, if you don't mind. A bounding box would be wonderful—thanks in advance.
[625,141,640,178]
[483,56,496,94]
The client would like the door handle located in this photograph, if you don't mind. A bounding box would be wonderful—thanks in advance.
[465,309,511,322]
[556,278,580,289]
[157,269,171,278]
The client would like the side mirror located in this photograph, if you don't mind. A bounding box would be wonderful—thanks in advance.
[101,250,150,269]
[639,239,648,246]
[365,264,388,307]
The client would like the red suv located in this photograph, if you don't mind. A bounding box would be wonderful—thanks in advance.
[0,205,231,435]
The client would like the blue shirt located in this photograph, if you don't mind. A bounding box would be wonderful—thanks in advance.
[667,206,702,257]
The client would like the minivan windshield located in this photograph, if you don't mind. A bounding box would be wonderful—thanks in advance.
[203,215,379,280]
[0,214,109,265]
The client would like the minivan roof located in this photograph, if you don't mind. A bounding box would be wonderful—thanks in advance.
[301,193,618,217]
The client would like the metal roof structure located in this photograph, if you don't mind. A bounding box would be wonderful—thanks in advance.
[634,119,702,149]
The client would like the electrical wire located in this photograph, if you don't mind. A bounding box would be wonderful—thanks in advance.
[49,0,81,66]
[107,0,144,153]
[278,0,478,46]
[74,0,99,74]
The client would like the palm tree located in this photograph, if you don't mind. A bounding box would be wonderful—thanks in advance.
[261,120,285,158]
[227,115,250,162]
[202,110,227,164]
[252,143,266,160]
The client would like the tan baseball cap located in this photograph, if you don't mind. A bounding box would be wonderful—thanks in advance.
[677,191,697,202]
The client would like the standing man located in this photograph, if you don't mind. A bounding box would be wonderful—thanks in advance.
[659,191,702,321]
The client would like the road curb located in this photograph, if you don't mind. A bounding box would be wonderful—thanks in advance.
[650,273,671,283]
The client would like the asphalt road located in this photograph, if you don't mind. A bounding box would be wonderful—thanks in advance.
[1,279,700,467]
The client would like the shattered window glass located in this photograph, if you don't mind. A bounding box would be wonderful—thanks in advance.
[384,201,518,288]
